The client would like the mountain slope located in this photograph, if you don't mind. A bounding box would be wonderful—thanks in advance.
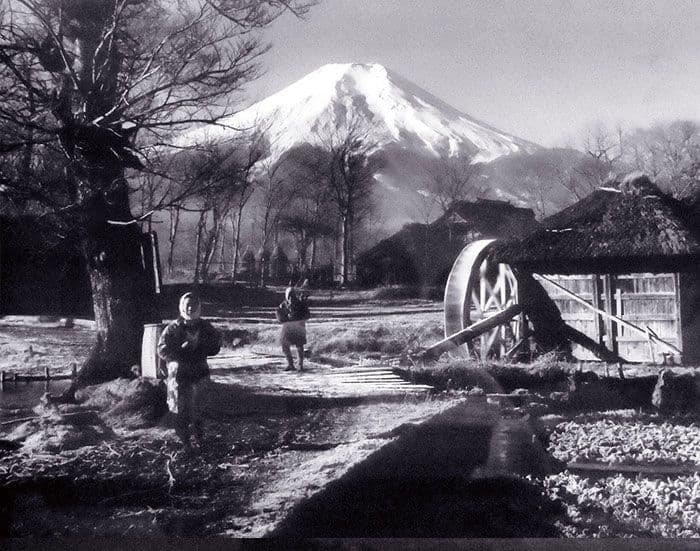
[175,62,540,164]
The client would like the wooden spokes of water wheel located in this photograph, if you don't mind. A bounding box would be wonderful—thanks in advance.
[443,239,523,359]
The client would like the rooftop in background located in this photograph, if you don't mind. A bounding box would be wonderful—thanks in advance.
[491,173,700,274]
[435,198,538,237]
[357,198,538,287]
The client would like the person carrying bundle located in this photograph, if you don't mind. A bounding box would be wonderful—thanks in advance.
[276,286,311,371]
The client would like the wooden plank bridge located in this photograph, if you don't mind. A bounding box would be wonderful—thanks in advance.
[208,352,433,398]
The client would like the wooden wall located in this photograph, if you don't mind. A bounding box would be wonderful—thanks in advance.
[538,273,685,364]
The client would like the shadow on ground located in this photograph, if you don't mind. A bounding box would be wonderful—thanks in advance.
[271,399,566,537]
[202,381,436,416]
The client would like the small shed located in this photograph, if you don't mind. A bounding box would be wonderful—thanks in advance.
[492,174,700,364]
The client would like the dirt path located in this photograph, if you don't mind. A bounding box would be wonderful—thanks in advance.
[0,320,467,536]
[218,398,463,537]
[0,386,465,536]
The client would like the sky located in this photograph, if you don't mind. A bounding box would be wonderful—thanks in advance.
[243,0,700,148]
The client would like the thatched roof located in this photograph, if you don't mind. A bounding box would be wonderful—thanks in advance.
[434,198,538,238]
[491,174,700,274]
[357,199,538,286]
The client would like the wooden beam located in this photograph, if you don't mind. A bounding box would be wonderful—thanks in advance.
[674,272,683,361]
[561,324,627,364]
[420,304,523,361]
[602,274,616,353]
[534,274,682,356]
[591,275,603,345]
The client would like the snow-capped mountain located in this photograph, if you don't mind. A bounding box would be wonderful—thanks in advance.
[169,63,563,236]
[175,62,540,164]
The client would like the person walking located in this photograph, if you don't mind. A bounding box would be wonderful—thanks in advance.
[158,292,221,453]
[276,286,310,371]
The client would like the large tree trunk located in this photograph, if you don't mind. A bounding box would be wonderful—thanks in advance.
[310,237,317,270]
[339,209,354,285]
[201,210,221,282]
[296,233,309,275]
[339,215,348,285]
[231,202,245,282]
[74,183,157,388]
[167,206,181,277]
[194,212,206,283]
[217,217,228,274]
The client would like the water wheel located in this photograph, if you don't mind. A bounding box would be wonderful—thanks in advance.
[443,239,522,358]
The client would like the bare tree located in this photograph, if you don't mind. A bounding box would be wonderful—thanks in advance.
[580,125,624,182]
[272,142,336,272]
[227,128,269,280]
[165,129,269,282]
[166,205,182,277]
[135,144,227,279]
[311,113,381,284]
[424,153,484,215]
[626,121,699,199]
[552,126,625,202]
[253,157,293,254]
[189,150,234,282]
[408,188,439,226]
[521,174,554,220]
[556,123,629,201]
[0,0,314,386]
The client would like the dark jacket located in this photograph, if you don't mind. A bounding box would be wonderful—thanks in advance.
[275,297,310,323]
[157,317,221,383]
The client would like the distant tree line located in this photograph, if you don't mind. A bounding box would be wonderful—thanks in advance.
[523,120,700,217]
[141,110,381,287]
[407,120,700,222]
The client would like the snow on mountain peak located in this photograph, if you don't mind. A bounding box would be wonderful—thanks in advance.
[175,62,540,163]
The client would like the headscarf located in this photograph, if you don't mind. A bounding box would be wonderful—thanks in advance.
[179,292,201,322]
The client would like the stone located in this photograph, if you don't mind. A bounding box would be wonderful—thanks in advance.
[652,370,699,413]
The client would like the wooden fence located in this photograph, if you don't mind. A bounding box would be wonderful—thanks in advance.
[538,273,681,363]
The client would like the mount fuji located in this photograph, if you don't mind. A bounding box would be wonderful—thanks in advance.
[171,63,575,235]
[176,62,540,164]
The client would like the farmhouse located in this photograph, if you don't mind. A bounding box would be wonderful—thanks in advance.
[357,198,538,287]
[492,173,700,364]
